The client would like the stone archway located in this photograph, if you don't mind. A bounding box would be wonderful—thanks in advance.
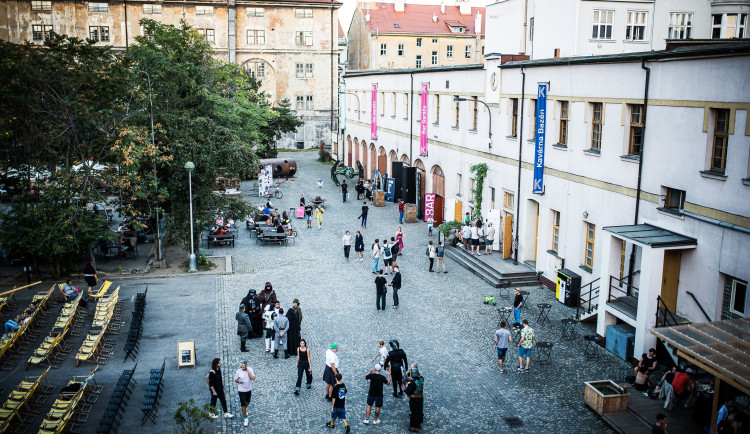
[401,154,410,164]
[240,58,276,97]
[413,159,425,171]
[369,144,376,179]
[354,138,360,167]
[430,164,445,198]
[389,151,397,171]
[347,135,352,167]
[377,146,387,174]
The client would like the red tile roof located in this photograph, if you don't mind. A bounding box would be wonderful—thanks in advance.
[339,21,345,37]
[362,3,485,36]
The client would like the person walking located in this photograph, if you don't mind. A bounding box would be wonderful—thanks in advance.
[371,239,381,274]
[354,231,365,261]
[324,344,340,401]
[235,305,253,352]
[340,181,349,203]
[382,238,393,274]
[517,319,535,373]
[273,308,290,359]
[363,364,390,425]
[370,341,389,366]
[295,339,313,395]
[404,365,424,432]
[384,340,408,397]
[375,270,388,311]
[359,201,369,227]
[315,205,326,230]
[233,361,255,427]
[398,200,405,224]
[285,303,301,358]
[395,227,404,255]
[305,202,313,229]
[390,266,401,309]
[435,242,447,273]
[484,222,495,255]
[427,241,436,272]
[342,231,352,261]
[494,321,512,373]
[208,358,233,419]
[513,288,524,324]
[326,373,350,433]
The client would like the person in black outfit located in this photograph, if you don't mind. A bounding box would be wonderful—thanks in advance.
[356,179,364,200]
[364,364,391,425]
[651,413,667,434]
[285,306,301,358]
[208,358,233,419]
[359,202,369,227]
[384,340,408,397]
[235,305,253,352]
[390,266,401,309]
[375,270,388,310]
[240,289,263,337]
[340,181,349,202]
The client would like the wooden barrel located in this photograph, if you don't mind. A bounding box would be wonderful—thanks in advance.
[404,204,418,223]
[372,190,385,207]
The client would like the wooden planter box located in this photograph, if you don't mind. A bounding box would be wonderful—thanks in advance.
[584,380,628,415]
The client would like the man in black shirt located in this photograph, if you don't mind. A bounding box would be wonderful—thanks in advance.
[360,202,369,227]
[384,340,408,397]
[340,181,349,203]
[363,364,390,425]
[375,270,388,310]
[651,413,668,434]
[513,288,524,324]
[327,373,350,432]
[390,266,402,309]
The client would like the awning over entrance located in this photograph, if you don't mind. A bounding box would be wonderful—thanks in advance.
[651,318,750,395]
[603,223,697,248]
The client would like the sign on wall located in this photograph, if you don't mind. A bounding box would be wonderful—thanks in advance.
[420,83,429,156]
[258,164,273,197]
[385,178,395,202]
[371,83,378,140]
[533,84,547,194]
[425,193,435,222]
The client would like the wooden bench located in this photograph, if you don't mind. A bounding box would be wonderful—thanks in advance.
[257,232,287,246]
[207,234,235,248]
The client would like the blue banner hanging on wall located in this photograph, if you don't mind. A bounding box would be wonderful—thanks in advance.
[533,84,547,194]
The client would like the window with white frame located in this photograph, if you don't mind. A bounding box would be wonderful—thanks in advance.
[296,96,304,110]
[31,24,53,41]
[416,38,422,47]
[295,31,313,46]
[31,1,52,11]
[432,38,438,43]
[247,7,264,17]
[143,4,161,14]
[729,278,747,317]
[198,29,215,44]
[305,63,313,78]
[380,43,387,56]
[246,62,266,79]
[712,13,749,39]
[398,44,404,56]
[668,12,693,39]
[433,94,440,124]
[626,11,647,41]
[196,6,214,15]
[447,45,453,58]
[87,2,108,12]
[247,30,265,45]
[431,51,438,65]
[89,26,109,42]
[465,45,471,58]
[453,95,460,128]
[551,210,560,253]
[295,9,313,18]
[296,63,304,78]
[305,95,313,110]
[592,10,614,40]
[416,55,422,68]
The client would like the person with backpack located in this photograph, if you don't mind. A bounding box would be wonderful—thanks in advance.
[208,358,233,419]
[382,238,394,275]
[435,242,447,273]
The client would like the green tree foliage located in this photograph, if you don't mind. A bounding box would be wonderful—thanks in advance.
[470,163,488,221]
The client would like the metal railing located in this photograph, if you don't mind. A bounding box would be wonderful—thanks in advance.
[576,277,601,320]
[608,275,639,313]
[655,295,681,328]
[685,291,712,323]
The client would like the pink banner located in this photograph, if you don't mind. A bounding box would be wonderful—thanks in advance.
[371,83,377,140]
[419,83,429,156]
[424,193,435,222]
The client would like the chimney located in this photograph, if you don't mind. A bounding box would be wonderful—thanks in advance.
[395,0,404,13]
[440,2,445,14]
[365,12,370,22]
[432,13,438,22]
[459,1,471,16]
[474,13,482,35]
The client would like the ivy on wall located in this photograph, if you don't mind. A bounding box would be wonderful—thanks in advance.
[470,163,488,221]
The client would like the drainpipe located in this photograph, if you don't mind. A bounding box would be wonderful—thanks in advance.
[627,60,650,290]
[331,0,335,149]
[513,66,525,264]
[521,0,528,54]
[124,0,129,48]
[409,72,414,164]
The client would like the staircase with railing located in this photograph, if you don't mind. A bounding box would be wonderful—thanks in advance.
[607,276,639,319]
[655,295,681,327]
[576,278,600,321]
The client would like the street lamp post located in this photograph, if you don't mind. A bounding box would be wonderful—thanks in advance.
[454,97,493,148]
[184,161,197,272]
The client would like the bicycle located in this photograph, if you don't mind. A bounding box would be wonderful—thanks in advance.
[260,188,283,199]
[275,178,290,188]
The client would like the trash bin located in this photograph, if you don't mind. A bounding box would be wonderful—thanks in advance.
[556,268,582,307]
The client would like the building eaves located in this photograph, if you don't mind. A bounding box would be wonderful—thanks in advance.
[345,63,484,78]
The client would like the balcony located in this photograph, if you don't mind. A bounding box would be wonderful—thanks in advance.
[607,276,639,320]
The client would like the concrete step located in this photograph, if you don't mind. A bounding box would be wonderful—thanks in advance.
[445,247,540,288]
[445,247,504,280]
[445,249,502,287]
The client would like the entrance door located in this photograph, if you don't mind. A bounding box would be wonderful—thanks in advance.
[454,200,462,222]
[503,215,513,259]
[661,250,682,312]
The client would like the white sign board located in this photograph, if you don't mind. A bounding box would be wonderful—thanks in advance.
[258,165,273,197]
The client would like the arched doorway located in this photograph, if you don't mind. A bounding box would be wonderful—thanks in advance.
[241,58,276,97]
[430,165,445,198]
[361,141,368,178]
[354,138,360,166]
[369,144,376,179]
[388,151,397,172]
[347,136,352,166]
[378,146,387,175]
[413,159,425,171]
[524,199,540,263]
[400,154,410,164]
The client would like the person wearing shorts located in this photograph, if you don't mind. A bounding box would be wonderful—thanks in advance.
[494,321,511,373]
[304,203,313,229]
[324,344,340,401]
[234,361,255,427]
[517,319,535,373]
[470,222,481,255]
[326,373,350,432]
[484,222,495,255]
[363,364,390,425]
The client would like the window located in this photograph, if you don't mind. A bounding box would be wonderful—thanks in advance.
[296,31,313,46]
[88,2,108,12]
[510,98,519,137]
[247,7,264,17]
[89,26,109,42]
[380,92,384,116]
[629,104,644,155]
[295,9,313,18]
[246,62,266,79]
[197,29,215,43]
[396,44,404,56]
[626,11,647,41]
[433,95,440,124]
[664,187,685,211]
[403,93,409,118]
[713,14,723,39]
[143,4,161,14]
[584,222,595,269]
[431,51,438,65]
[713,13,749,39]
[530,99,537,139]
[305,63,313,78]
[296,96,304,110]
[457,174,462,196]
[453,95,460,128]
[380,43,387,56]
[416,38,422,47]
[296,63,304,78]
[31,24,53,41]
[471,96,478,130]
[247,30,265,45]
[729,279,747,317]
[447,45,453,58]
[196,6,214,15]
[306,95,313,110]
[432,38,438,43]
[591,102,603,151]
[504,192,514,209]
[416,55,422,68]
[669,13,693,39]
[711,109,730,173]
[551,211,560,253]
[391,92,396,116]
[465,45,471,59]
[559,101,569,145]
[31,1,52,11]
[592,10,614,40]
[490,187,496,209]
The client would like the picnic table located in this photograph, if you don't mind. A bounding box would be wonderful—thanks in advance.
[256,229,287,246]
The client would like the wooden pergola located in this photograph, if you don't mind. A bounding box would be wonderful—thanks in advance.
[652,317,750,434]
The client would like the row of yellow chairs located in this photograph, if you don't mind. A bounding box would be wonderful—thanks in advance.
[0,285,54,367]
[26,294,81,369]
[92,286,119,328]
[74,286,119,367]
[0,366,52,432]
[38,367,98,434]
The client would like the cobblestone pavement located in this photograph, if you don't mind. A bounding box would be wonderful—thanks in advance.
[206,151,630,433]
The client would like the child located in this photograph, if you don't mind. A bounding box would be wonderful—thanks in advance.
[326,373,350,432]
[427,217,434,238]
[370,341,388,366]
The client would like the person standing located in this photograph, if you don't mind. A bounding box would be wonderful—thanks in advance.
[233,361,255,427]
[464,212,471,226]
[460,224,471,251]
[240,289,263,338]
[390,237,400,257]
[384,340,408,397]
[652,414,668,434]
[208,358,233,419]
[382,238,393,274]
[513,288,524,324]
[315,206,326,230]
[359,202,369,228]
[326,373,350,433]
[273,308,290,359]
[370,341,389,366]
[494,321,512,373]
[371,239,381,274]
[469,222,481,255]
[404,364,424,432]
[375,270,388,311]
[285,303,301,358]
[484,222,495,255]
[517,319,535,373]
[390,266,401,309]
[257,282,278,311]
[324,344,340,401]
[235,305,253,352]
[363,364,390,425]
[340,181,349,203]
[427,241,436,272]
[81,261,97,308]
[300,194,306,207]
[427,217,434,238]
[342,231,352,261]
[262,304,277,354]
[398,200,405,224]
[395,227,404,255]
[354,231,365,262]
[305,202,313,229]
[295,339,313,395]
[435,242,447,273]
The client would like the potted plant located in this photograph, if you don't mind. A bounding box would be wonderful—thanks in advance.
[584,380,629,415]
